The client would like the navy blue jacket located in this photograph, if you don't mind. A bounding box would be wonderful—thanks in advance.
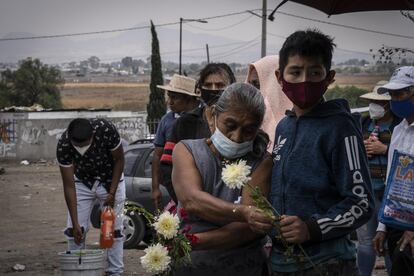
[270,99,374,272]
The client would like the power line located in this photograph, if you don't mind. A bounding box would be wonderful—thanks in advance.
[186,14,254,31]
[336,48,371,56]
[273,10,414,40]
[0,22,178,42]
[211,36,262,59]
[1,8,412,42]
[268,32,374,55]
[267,32,287,40]
[0,10,257,42]
[212,41,262,60]
[211,35,261,58]
[31,40,259,64]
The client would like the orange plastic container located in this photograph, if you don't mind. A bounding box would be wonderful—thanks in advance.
[100,206,115,248]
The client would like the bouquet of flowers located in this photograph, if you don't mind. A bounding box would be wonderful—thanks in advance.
[221,159,322,275]
[124,202,198,275]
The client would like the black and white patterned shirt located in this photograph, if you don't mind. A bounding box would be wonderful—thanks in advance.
[56,118,121,191]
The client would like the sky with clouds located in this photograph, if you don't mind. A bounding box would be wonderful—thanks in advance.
[0,0,413,64]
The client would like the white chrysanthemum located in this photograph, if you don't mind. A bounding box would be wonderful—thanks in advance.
[222,160,252,189]
[140,243,171,275]
[153,211,180,239]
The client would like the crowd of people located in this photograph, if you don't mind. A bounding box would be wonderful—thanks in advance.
[56,28,414,276]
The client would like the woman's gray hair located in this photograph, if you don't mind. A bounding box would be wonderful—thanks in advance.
[214,82,269,158]
[215,83,266,125]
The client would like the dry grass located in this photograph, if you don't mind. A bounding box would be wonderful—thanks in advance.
[332,74,390,91]
[61,83,150,111]
[60,75,390,111]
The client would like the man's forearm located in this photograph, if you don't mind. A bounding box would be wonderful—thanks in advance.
[63,183,79,226]
[60,167,78,226]
[151,148,163,190]
[109,157,124,195]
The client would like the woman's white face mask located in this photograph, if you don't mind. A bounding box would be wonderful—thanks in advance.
[368,103,386,120]
[210,116,253,159]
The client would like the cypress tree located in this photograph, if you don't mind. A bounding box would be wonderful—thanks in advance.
[146,20,166,134]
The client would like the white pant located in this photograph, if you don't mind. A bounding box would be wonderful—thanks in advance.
[65,178,125,276]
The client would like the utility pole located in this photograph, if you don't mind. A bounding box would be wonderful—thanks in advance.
[179,18,183,75]
[206,44,210,63]
[179,18,208,75]
[261,0,267,57]
[247,1,267,58]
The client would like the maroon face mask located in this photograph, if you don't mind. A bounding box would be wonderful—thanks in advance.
[281,78,329,109]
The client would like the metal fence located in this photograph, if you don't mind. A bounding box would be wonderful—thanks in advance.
[143,119,160,139]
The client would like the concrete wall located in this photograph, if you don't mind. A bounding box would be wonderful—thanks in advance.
[0,111,150,160]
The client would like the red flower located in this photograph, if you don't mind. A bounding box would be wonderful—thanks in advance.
[164,200,177,215]
[185,233,199,246]
[179,208,188,220]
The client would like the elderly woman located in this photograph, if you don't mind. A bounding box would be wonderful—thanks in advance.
[172,83,273,275]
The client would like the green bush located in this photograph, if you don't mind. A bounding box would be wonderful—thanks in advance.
[325,85,368,108]
[0,58,63,109]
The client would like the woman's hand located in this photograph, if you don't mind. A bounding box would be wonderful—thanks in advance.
[243,205,274,234]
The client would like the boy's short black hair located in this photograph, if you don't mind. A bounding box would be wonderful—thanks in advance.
[279,29,336,74]
[67,118,93,143]
[197,63,236,88]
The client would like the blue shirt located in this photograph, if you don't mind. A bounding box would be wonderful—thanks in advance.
[153,111,178,148]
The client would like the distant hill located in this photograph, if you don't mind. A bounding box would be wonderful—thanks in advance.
[0,25,372,64]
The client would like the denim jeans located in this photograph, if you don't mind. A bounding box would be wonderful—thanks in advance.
[64,178,125,276]
[356,190,391,276]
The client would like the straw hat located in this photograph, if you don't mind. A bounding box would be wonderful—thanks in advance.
[360,80,391,101]
[157,74,199,97]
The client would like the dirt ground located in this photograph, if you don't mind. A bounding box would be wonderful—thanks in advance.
[0,161,147,276]
[0,161,388,276]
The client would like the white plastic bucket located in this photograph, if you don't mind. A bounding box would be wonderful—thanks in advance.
[58,249,104,276]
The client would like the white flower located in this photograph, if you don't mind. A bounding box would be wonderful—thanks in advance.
[222,159,252,189]
[153,211,180,240]
[140,243,171,275]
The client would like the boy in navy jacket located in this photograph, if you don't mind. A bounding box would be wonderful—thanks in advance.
[248,29,374,275]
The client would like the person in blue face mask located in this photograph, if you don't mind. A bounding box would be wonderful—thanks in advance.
[356,82,401,276]
[171,83,273,275]
[373,66,414,276]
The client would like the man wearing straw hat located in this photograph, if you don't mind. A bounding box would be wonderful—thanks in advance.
[356,81,400,276]
[151,74,200,208]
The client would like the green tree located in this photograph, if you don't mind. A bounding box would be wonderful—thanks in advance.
[325,85,369,108]
[146,20,166,134]
[0,58,63,109]
[121,56,133,68]
[88,56,100,69]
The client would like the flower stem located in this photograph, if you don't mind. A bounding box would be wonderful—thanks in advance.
[244,183,323,276]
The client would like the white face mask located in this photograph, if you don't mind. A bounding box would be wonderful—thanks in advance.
[73,144,91,156]
[368,103,386,120]
[210,117,254,159]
